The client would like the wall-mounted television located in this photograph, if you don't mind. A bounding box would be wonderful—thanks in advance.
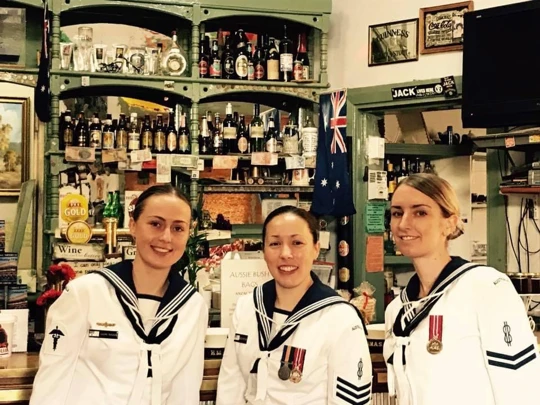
[462,1,540,128]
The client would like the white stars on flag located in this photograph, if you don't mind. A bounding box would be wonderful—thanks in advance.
[321,178,328,187]
[336,180,341,189]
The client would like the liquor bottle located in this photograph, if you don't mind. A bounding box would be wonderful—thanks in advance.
[237,114,249,154]
[178,113,190,154]
[127,113,140,152]
[116,113,128,149]
[222,103,237,154]
[62,111,74,148]
[279,25,294,82]
[212,113,223,155]
[387,161,396,199]
[199,116,211,154]
[398,157,408,183]
[221,36,235,80]
[413,157,421,174]
[301,112,317,156]
[199,39,210,78]
[293,32,310,81]
[162,31,187,76]
[102,191,115,218]
[253,34,267,81]
[265,116,278,153]
[153,114,166,153]
[234,29,249,80]
[447,125,454,145]
[247,43,254,81]
[266,38,280,81]
[75,112,89,147]
[102,114,115,150]
[250,104,265,152]
[209,40,221,79]
[166,112,177,153]
[89,113,102,149]
[140,114,153,151]
[282,113,299,154]
[206,110,214,134]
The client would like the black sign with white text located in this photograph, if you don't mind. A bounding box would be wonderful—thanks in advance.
[391,76,458,100]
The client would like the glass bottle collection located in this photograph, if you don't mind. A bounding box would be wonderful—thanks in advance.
[199,26,311,82]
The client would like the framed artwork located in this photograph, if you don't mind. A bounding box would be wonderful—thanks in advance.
[0,7,26,66]
[0,97,30,196]
[420,1,474,54]
[368,19,419,66]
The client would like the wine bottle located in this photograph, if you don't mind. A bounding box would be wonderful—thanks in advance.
[279,25,294,82]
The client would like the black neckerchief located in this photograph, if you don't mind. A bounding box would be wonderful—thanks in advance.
[392,257,480,338]
[93,260,196,344]
[253,272,365,352]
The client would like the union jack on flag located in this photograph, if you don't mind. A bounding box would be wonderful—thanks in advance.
[330,90,347,154]
[311,90,356,217]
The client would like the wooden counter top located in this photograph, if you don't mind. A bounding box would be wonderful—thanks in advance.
[0,353,38,404]
[0,353,38,379]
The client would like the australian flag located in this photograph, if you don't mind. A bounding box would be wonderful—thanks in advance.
[35,0,51,123]
[311,89,356,217]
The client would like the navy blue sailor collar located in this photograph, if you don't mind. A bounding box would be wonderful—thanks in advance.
[253,271,363,351]
[393,256,480,338]
[93,260,196,343]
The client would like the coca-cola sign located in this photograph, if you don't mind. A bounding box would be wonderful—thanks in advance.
[420,1,474,55]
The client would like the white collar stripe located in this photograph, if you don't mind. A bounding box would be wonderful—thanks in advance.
[101,268,138,305]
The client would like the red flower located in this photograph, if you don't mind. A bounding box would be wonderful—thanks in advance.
[36,289,62,306]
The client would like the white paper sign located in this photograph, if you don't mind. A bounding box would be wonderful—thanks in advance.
[220,252,272,328]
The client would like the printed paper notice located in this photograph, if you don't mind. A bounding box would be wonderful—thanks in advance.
[365,201,387,234]
[366,235,384,273]
[156,154,171,183]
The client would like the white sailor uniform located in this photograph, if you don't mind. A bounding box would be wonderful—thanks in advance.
[217,272,373,405]
[30,260,208,405]
[384,257,540,405]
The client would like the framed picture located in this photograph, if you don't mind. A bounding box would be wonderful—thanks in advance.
[368,19,419,66]
[0,97,30,196]
[420,1,474,54]
[0,7,26,66]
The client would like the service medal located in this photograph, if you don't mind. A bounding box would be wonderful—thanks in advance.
[427,315,444,355]
[278,364,291,380]
[427,338,443,354]
[289,367,302,383]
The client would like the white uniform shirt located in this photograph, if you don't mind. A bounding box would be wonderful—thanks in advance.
[217,272,373,405]
[30,261,208,405]
[384,257,540,405]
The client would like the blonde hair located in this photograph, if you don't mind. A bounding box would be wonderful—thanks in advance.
[395,173,464,240]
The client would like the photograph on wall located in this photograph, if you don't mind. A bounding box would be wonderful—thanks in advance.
[368,18,419,66]
[420,1,474,54]
[0,97,30,195]
[0,7,26,66]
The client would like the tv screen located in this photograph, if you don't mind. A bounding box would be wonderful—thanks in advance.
[462,1,540,128]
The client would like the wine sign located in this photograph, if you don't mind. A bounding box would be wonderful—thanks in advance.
[420,1,474,54]
[368,18,419,66]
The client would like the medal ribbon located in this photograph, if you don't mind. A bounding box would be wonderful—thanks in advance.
[280,345,293,368]
[429,315,443,341]
[292,348,306,372]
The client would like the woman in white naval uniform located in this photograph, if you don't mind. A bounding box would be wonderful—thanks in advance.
[384,173,539,405]
[30,184,208,405]
[217,206,372,405]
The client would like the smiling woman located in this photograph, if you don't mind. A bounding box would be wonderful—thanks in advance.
[30,184,208,405]
[384,173,540,405]
[217,206,373,405]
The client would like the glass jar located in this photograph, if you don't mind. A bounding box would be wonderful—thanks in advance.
[509,273,529,294]
[530,273,540,294]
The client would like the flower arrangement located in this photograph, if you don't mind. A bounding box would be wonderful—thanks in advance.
[36,263,76,307]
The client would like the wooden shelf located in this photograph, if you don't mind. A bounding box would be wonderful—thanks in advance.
[500,186,540,195]
[471,203,487,209]
[202,185,313,193]
[385,143,473,159]
[384,255,412,266]
[472,130,540,151]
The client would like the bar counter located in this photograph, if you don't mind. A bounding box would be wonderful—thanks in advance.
[1,332,539,404]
